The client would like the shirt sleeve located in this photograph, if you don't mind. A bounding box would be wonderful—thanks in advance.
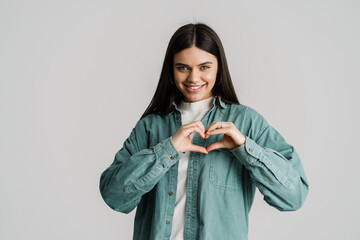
[99,120,184,214]
[231,116,309,211]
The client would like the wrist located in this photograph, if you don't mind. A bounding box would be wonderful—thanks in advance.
[237,136,246,147]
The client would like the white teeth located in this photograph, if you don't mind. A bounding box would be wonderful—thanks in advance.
[188,85,202,89]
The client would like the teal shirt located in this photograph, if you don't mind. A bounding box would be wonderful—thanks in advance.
[99,96,309,240]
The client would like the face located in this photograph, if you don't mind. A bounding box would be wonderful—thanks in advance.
[173,46,218,102]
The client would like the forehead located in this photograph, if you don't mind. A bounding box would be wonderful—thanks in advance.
[173,46,217,64]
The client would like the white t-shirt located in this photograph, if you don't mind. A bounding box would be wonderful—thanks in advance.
[170,96,214,240]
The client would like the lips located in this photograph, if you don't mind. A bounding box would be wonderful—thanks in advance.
[185,83,206,92]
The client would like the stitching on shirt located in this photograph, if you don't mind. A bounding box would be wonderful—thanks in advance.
[209,149,241,192]
[256,124,270,142]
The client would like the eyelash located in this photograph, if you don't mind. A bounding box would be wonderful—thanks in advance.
[177,66,188,70]
[177,66,210,71]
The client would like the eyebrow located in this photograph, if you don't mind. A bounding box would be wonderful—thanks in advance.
[175,61,213,66]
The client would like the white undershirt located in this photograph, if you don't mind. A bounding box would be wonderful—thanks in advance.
[170,96,214,240]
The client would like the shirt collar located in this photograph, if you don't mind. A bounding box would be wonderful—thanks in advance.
[169,95,227,115]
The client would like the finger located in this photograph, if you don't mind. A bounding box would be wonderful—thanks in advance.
[187,120,206,135]
[206,121,228,133]
[193,127,206,138]
[183,125,206,138]
[207,127,246,146]
[205,121,219,133]
[188,144,208,154]
[207,141,225,152]
[205,127,232,139]
[195,120,206,134]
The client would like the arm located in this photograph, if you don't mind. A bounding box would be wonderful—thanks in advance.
[99,120,184,214]
[231,124,309,211]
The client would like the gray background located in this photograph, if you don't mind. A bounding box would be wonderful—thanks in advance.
[1,0,359,239]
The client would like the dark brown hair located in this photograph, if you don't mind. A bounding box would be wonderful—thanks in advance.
[140,23,240,119]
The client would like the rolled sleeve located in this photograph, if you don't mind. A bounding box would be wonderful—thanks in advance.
[231,136,291,189]
[153,136,184,168]
[231,136,264,165]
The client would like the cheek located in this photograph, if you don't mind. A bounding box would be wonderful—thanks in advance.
[173,74,184,90]
[173,77,180,87]
[173,72,184,84]
[204,71,217,85]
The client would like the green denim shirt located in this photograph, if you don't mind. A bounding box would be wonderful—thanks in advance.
[99,96,309,240]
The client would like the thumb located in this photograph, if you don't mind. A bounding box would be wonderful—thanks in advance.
[207,141,225,152]
[188,144,208,154]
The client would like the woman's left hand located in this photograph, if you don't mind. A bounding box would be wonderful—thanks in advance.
[205,121,246,152]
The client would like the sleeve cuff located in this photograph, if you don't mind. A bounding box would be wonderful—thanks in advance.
[153,136,184,168]
[230,136,264,165]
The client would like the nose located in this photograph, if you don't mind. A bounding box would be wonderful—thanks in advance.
[187,69,201,83]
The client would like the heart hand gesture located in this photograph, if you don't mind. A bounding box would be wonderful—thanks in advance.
[171,120,208,154]
[205,121,246,152]
[171,120,246,154]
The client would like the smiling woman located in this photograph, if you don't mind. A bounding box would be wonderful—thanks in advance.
[99,23,309,240]
[173,46,218,102]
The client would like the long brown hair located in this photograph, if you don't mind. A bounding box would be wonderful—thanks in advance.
[140,23,240,119]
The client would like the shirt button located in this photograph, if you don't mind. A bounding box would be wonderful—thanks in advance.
[166,220,171,224]
[170,156,175,160]
[169,192,173,196]
[176,116,180,120]
[248,148,253,152]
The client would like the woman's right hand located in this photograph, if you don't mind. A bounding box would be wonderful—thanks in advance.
[171,120,208,154]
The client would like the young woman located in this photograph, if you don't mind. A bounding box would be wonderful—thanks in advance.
[99,23,309,240]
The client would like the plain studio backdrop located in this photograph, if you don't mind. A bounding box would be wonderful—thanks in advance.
[1,0,359,239]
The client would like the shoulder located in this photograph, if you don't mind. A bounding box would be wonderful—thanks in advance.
[228,104,270,140]
[132,112,168,135]
[126,113,163,149]
[228,104,267,123]
[245,105,268,125]
[133,113,160,131]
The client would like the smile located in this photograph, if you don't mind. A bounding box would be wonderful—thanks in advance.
[185,84,206,92]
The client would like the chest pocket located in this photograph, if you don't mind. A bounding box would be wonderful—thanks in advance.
[209,148,243,192]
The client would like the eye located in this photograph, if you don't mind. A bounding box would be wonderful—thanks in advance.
[200,65,210,70]
[177,66,189,71]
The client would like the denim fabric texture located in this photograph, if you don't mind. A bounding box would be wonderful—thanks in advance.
[99,96,309,240]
